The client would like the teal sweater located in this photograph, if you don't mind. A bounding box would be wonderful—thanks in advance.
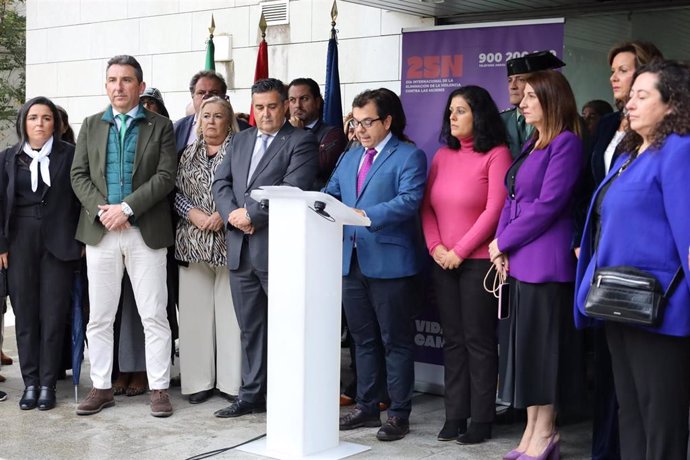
[102,106,145,204]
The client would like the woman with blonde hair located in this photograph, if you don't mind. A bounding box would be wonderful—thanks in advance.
[175,96,241,404]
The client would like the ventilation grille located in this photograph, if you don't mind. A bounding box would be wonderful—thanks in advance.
[261,0,290,26]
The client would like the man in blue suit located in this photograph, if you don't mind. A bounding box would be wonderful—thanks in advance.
[324,89,426,441]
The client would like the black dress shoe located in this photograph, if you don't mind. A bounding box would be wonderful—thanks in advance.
[214,399,265,418]
[339,406,381,430]
[37,386,56,411]
[376,416,410,441]
[19,386,39,410]
[188,389,213,404]
[457,421,492,444]
[437,419,467,441]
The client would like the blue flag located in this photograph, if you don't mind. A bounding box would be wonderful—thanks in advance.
[324,27,342,128]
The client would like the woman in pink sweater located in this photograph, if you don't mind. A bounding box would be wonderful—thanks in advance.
[421,85,512,445]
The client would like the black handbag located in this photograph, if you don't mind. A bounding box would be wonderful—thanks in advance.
[584,265,683,326]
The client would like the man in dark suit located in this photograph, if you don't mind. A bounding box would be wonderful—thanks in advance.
[174,70,249,154]
[287,78,347,190]
[71,55,177,417]
[324,89,427,441]
[212,78,318,417]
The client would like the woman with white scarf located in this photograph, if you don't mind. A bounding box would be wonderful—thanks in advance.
[0,97,81,410]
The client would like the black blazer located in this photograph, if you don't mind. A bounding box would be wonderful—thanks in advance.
[173,114,195,155]
[0,140,81,260]
[573,111,622,247]
[590,111,623,185]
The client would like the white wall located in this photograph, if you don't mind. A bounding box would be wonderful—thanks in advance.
[25,0,433,133]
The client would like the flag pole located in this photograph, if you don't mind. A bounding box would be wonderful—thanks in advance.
[323,0,343,128]
[249,13,270,126]
[205,14,216,70]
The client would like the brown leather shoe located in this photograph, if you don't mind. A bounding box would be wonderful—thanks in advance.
[76,388,115,415]
[150,389,173,417]
[1,351,12,365]
[340,394,355,407]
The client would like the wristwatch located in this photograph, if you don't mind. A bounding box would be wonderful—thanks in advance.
[245,211,252,223]
[121,202,134,217]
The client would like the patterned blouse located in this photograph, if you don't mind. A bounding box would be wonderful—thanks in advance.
[174,135,231,266]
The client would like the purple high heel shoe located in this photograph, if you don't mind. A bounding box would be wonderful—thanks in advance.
[517,432,560,460]
[503,449,524,460]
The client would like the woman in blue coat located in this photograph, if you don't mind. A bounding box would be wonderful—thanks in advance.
[575,59,690,460]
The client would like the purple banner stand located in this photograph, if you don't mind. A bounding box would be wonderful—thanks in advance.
[402,19,565,393]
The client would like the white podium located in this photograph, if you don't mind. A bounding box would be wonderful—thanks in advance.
[238,186,371,460]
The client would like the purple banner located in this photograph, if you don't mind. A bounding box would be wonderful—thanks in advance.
[402,21,565,166]
[403,21,564,368]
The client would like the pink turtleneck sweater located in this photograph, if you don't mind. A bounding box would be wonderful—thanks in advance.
[421,137,512,260]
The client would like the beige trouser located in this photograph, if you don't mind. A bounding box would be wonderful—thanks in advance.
[85,227,171,390]
[179,262,241,395]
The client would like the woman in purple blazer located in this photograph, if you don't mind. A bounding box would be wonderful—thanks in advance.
[488,71,583,460]
[575,60,690,460]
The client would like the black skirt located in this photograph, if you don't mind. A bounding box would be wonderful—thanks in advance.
[500,278,574,408]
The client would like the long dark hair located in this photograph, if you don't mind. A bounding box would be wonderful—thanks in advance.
[439,86,507,153]
[619,59,690,157]
[524,71,581,149]
[16,96,62,147]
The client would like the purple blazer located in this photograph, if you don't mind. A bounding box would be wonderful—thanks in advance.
[496,130,583,283]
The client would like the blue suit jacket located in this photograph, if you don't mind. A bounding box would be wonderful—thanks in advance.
[575,134,690,337]
[323,135,427,279]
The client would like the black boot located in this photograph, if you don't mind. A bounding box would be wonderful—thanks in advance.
[457,421,492,444]
[37,386,56,411]
[19,386,39,410]
[437,419,467,441]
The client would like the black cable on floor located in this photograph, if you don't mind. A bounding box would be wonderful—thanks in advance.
[185,433,267,460]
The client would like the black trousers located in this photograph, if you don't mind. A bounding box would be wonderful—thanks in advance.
[342,253,416,418]
[8,215,75,388]
[605,322,690,460]
[229,239,268,404]
[592,327,620,460]
[431,259,497,422]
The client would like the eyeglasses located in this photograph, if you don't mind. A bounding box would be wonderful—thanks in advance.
[349,117,382,129]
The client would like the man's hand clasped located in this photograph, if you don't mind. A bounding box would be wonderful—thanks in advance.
[228,208,254,234]
[98,204,131,232]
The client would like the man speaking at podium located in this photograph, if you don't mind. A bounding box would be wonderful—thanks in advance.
[323,88,427,441]
[212,78,318,418]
